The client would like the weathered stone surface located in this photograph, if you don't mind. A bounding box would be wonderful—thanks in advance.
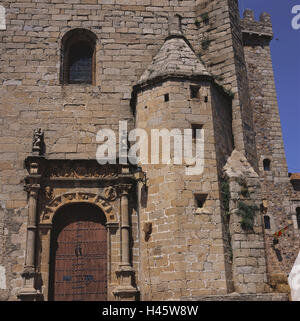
[0,0,299,301]
[138,36,210,85]
[182,293,289,301]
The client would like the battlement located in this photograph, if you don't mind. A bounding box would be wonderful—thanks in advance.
[241,9,273,44]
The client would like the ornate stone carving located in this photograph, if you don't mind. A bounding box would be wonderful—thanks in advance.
[41,191,117,224]
[45,162,121,179]
[45,186,54,202]
[24,184,40,198]
[29,162,39,175]
[104,186,118,201]
[63,193,76,201]
[32,128,44,155]
[119,184,133,196]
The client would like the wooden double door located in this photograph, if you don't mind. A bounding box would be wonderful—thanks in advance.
[50,203,107,301]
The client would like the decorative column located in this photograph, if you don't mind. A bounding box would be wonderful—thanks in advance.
[18,167,42,300]
[18,129,45,301]
[121,186,130,266]
[113,184,138,301]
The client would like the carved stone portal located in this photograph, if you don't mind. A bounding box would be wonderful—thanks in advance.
[21,155,139,301]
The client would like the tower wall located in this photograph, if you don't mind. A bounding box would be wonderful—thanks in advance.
[241,10,300,284]
[135,79,234,299]
[195,0,257,171]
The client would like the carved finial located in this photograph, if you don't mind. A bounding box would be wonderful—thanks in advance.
[32,128,44,155]
[168,14,183,37]
[259,12,271,25]
[243,9,255,21]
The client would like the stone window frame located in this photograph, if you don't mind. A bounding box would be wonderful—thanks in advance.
[262,212,276,235]
[259,156,273,180]
[263,158,271,171]
[291,202,300,232]
[60,28,97,86]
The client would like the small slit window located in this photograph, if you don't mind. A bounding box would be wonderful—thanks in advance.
[263,159,271,171]
[297,208,300,230]
[264,215,270,230]
[164,93,169,102]
[190,85,200,99]
[194,193,207,208]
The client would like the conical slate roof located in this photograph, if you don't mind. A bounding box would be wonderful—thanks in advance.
[138,35,210,85]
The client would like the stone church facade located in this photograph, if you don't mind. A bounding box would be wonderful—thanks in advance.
[0,0,299,301]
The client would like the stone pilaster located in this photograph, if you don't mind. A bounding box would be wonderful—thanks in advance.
[18,159,44,301]
[18,184,41,300]
[113,184,139,301]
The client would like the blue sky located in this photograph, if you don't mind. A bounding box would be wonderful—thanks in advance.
[239,0,300,173]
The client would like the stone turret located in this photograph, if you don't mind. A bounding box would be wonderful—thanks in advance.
[134,15,237,300]
[241,9,273,44]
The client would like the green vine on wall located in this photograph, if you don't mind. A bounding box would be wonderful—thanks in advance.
[237,201,259,231]
[195,13,209,28]
[221,180,230,216]
[236,178,259,231]
[222,178,259,231]
[221,179,233,263]
[224,88,235,99]
[201,37,211,50]
[201,12,210,25]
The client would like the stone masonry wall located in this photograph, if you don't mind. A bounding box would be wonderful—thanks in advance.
[195,0,258,171]
[135,79,234,300]
[0,0,297,301]
[241,10,300,281]
[0,0,203,300]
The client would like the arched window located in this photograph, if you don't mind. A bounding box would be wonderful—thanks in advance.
[263,158,271,171]
[297,207,300,230]
[263,215,271,230]
[61,29,96,85]
[0,5,6,30]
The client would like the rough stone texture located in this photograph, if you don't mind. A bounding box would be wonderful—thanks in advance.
[182,293,289,301]
[138,35,210,85]
[241,10,300,286]
[223,150,269,294]
[0,5,6,30]
[0,0,299,301]
[135,78,233,299]
[195,0,258,171]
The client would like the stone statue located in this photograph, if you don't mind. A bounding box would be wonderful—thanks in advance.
[32,128,44,155]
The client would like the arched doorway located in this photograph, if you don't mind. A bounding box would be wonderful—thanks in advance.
[49,203,107,301]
